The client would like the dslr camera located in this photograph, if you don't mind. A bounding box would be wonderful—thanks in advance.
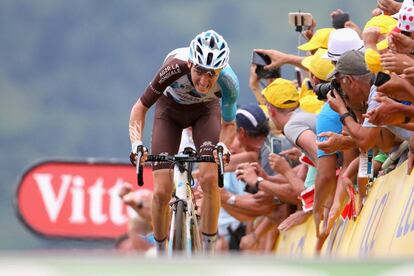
[313,78,344,101]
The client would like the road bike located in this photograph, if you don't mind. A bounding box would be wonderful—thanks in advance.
[135,145,224,255]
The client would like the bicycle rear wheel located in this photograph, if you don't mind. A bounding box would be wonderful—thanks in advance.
[172,200,185,251]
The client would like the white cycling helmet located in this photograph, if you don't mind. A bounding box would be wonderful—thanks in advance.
[189,30,230,69]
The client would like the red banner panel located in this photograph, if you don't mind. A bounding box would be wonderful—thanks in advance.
[15,160,154,240]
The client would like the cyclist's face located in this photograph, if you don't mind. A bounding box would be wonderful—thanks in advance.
[189,63,221,94]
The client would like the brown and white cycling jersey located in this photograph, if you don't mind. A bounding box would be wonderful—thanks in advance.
[140,47,239,122]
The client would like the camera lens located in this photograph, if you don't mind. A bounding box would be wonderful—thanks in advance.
[313,83,332,100]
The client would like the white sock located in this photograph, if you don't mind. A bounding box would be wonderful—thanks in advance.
[154,236,167,253]
[202,232,217,253]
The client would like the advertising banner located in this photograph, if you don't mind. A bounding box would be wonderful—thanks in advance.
[15,160,154,239]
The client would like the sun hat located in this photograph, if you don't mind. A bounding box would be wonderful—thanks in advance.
[262,78,300,109]
[322,28,364,61]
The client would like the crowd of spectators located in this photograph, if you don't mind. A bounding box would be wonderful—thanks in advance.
[120,0,414,254]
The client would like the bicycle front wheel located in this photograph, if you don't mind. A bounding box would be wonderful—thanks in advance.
[172,200,185,251]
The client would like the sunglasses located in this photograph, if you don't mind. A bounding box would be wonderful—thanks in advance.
[193,64,222,77]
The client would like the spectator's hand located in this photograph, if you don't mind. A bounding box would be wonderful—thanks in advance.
[362,27,382,49]
[252,190,274,205]
[325,177,353,234]
[278,210,311,231]
[268,153,291,174]
[317,132,347,154]
[377,73,414,101]
[240,232,258,250]
[235,163,258,186]
[371,7,382,16]
[402,66,414,86]
[118,182,133,199]
[120,188,153,222]
[381,52,414,74]
[279,147,302,163]
[327,89,348,114]
[249,162,268,179]
[344,21,362,37]
[390,31,414,55]
[303,18,317,41]
[408,134,414,175]
[331,10,362,37]
[249,64,260,91]
[377,0,402,15]
[254,48,289,70]
[314,205,330,239]
[363,94,405,125]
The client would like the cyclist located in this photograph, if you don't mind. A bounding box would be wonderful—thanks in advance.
[129,30,239,253]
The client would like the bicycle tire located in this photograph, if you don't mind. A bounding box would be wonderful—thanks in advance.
[172,200,185,251]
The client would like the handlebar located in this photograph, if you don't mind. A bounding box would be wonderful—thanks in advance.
[216,145,224,188]
[136,145,144,186]
[135,149,225,188]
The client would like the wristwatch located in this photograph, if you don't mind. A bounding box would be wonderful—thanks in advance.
[255,177,264,190]
[340,112,354,125]
[227,195,236,205]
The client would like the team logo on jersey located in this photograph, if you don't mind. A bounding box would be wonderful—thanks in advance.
[159,64,181,85]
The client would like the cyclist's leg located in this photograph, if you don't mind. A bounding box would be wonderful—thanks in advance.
[151,100,183,251]
[192,100,221,251]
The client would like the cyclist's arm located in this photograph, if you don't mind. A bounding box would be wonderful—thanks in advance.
[130,57,188,145]
[129,99,149,144]
[218,65,239,147]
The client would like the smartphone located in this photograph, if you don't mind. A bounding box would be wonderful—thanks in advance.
[252,51,281,79]
[332,13,349,29]
[270,137,282,154]
[374,72,391,86]
[288,12,313,27]
[252,51,271,66]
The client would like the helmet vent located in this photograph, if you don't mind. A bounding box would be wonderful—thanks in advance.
[197,55,203,64]
[207,53,213,65]
[209,37,216,48]
[217,51,225,59]
[196,45,203,54]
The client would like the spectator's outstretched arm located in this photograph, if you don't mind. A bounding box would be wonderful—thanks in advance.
[377,73,414,102]
[240,217,275,251]
[313,155,338,239]
[317,131,357,153]
[377,0,402,16]
[365,94,414,126]
[381,52,414,75]
[254,49,306,70]
[327,90,381,151]
[249,64,266,105]
[220,189,275,220]
[389,31,414,55]
[226,151,259,172]
[268,153,304,196]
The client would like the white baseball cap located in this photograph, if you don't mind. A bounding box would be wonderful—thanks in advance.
[323,28,365,61]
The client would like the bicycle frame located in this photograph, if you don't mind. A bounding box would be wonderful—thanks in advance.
[168,158,202,255]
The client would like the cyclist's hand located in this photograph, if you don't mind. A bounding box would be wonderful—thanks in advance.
[129,141,148,166]
[213,142,231,165]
